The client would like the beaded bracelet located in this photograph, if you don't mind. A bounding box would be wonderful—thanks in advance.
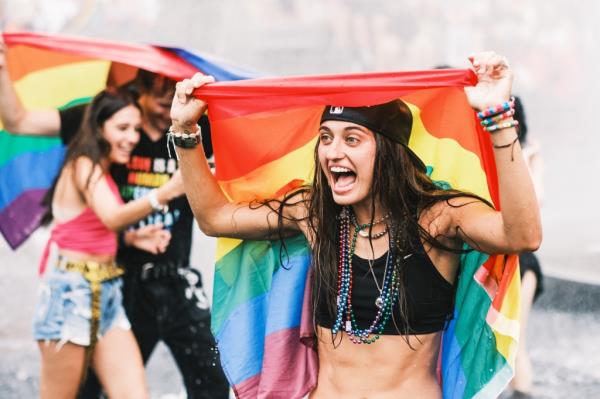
[477,97,515,119]
[166,124,202,160]
[484,119,519,133]
[480,109,515,126]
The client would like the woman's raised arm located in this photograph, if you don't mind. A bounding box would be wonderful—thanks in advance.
[448,52,542,254]
[74,157,184,232]
[169,74,304,240]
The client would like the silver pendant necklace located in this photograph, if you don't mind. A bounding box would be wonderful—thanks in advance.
[368,251,390,308]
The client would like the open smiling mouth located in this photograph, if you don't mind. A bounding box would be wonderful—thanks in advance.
[330,166,357,192]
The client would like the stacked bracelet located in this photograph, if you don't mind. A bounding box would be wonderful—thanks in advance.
[480,109,515,126]
[477,97,519,133]
[167,125,202,148]
[166,124,202,159]
[485,119,519,132]
[477,97,515,119]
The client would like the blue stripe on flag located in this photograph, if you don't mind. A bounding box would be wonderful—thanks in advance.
[166,47,263,81]
[215,253,310,385]
[0,146,64,210]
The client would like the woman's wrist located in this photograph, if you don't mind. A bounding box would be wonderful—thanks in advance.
[167,123,202,150]
[149,188,170,213]
[123,230,136,246]
[489,125,518,143]
[170,121,199,134]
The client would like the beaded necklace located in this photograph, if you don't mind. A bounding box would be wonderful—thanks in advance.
[351,212,390,239]
[332,207,400,344]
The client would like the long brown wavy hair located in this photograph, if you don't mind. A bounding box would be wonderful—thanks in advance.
[41,88,141,225]
[269,129,493,343]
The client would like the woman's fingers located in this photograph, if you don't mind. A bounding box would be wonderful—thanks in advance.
[191,73,215,87]
[176,80,189,104]
[469,51,509,77]
[177,74,215,97]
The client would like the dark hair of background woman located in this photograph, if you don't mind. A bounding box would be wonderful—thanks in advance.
[40,89,141,225]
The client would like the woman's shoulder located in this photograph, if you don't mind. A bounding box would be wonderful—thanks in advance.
[419,193,492,234]
[71,156,105,190]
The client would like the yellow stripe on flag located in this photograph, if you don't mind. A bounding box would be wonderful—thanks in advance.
[407,103,492,202]
[218,136,317,202]
[14,60,110,108]
[216,238,244,262]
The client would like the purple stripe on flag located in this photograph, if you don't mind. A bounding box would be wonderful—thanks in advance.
[257,327,318,398]
[232,328,317,399]
[231,266,317,399]
[0,189,47,249]
[232,373,261,399]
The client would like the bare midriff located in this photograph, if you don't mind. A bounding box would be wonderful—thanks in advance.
[58,249,116,264]
[309,326,442,399]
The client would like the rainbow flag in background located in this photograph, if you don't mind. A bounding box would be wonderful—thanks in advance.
[0,31,259,249]
[194,71,521,398]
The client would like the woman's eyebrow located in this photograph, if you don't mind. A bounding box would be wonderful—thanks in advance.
[344,126,368,134]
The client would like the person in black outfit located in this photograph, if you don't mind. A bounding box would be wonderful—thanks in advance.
[0,43,229,398]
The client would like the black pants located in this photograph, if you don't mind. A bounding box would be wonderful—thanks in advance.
[78,266,229,399]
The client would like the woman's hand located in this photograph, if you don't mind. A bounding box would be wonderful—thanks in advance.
[124,224,172,254]
[170,73,215,131]
[464,51,513,111]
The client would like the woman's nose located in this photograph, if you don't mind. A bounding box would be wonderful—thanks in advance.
[325,139,344,160]
[128,129,140,144]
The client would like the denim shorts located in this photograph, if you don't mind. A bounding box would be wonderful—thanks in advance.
[33,265,130,346]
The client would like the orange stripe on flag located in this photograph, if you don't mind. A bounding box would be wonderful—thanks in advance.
[212,106,322,181]
[6,45,94,81]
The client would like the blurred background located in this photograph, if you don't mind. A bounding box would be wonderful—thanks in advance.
[0,0,598,398]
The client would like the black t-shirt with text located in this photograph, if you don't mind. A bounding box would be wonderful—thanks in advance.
[59,105,212,267]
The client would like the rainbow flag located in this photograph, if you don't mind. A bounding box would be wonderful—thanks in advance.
[194,70,520,398]
[0,31,259,249]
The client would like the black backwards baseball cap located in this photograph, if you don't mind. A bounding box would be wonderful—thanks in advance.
[320,99,426,172]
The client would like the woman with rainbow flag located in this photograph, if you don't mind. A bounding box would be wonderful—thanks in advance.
[169,52,541,398]
[33,88,183,398]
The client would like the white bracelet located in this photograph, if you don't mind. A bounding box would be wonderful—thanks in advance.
[148,189,169,213]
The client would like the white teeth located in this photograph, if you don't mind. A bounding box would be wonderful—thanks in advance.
[330,166,352,173]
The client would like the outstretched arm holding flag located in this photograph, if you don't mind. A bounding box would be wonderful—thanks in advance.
[0,38,62,135]
[169,51,540,399]
[1,32,232,398]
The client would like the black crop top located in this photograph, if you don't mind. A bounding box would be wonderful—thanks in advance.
[315,239,455,335]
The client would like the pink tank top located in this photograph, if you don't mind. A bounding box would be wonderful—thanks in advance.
[39,174,124,275]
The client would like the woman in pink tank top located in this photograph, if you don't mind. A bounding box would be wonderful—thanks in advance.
[32,89,184,399]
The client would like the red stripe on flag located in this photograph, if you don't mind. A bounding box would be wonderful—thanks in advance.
[3,32,199,80]
[212,106,322,181]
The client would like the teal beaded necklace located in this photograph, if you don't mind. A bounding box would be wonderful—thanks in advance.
[332,207,400,344]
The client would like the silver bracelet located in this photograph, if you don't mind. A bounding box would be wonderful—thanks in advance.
[166,124,202,159]
[148,189,169,213]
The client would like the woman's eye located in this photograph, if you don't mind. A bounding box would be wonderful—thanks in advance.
[346,136,359,144]
[319,133,332,143]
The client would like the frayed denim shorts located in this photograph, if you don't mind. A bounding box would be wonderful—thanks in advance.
[33,265,130,346]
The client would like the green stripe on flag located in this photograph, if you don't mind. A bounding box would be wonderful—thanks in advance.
[0,96,92,166]
[212,234,309,334]
[455,249,509,398]
[0,132,62,166]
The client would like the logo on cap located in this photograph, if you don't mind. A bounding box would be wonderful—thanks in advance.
[329,106,344,115]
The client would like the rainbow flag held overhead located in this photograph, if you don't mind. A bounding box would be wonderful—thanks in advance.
[0,31,259,249]
[193,70,520,398]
